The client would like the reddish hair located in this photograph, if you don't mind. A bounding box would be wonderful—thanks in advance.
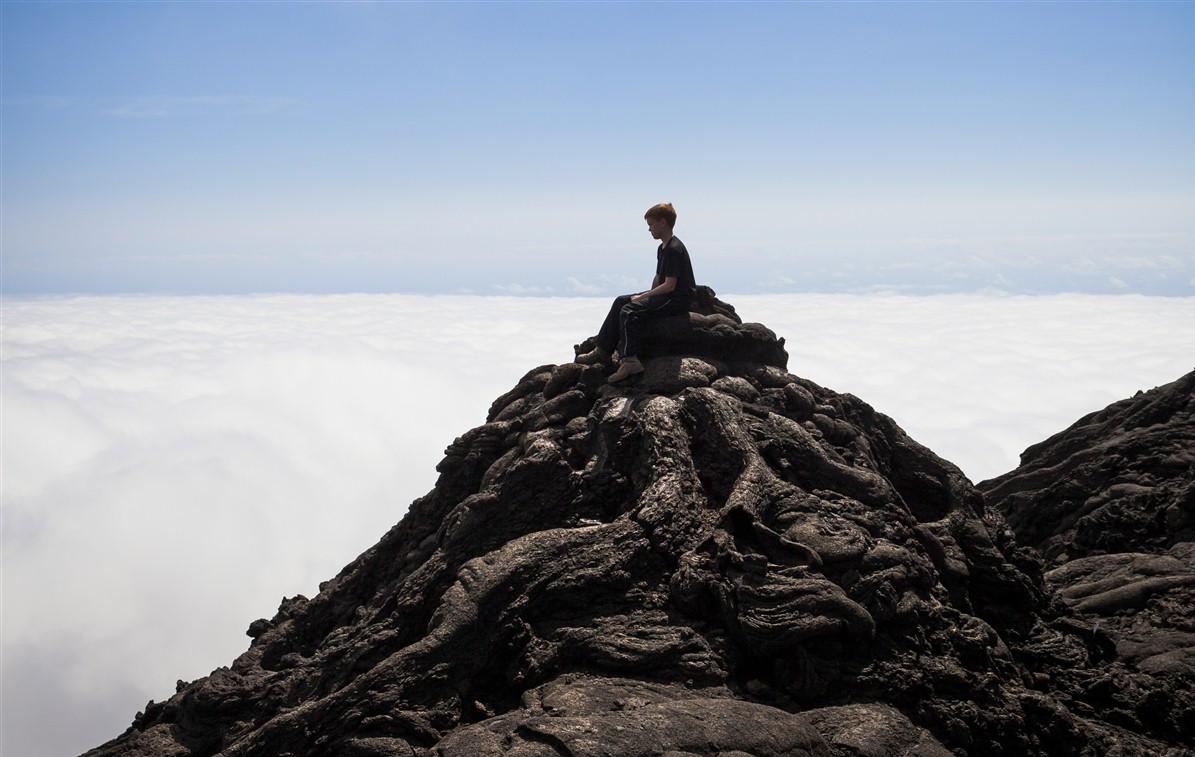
[644,202,677,228]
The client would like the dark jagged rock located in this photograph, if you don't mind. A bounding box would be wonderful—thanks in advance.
[980,370,1195,562]
[86,302,1193,757]
[980,370,1195,748]
[571,286,787,371]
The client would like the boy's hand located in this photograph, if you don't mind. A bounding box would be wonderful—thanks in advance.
[630,293,648,303]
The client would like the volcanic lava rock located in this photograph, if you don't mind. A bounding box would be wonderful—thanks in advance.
[87,302,1193,757]
[981,370,1195,562]
[980,369,1195,747]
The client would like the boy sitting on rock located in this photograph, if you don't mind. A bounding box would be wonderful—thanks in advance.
[577,202,697,383]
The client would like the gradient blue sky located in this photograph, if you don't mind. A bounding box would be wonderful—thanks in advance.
[3,1,1193,295]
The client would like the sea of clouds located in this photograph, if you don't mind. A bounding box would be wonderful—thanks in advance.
[3,292,1193,756]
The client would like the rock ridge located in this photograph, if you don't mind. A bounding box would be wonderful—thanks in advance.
[981,370,1195,741]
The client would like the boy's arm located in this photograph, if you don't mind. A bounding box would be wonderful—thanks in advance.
[636,274,662,297]
[635,247,675,300]
[632,276,677,301]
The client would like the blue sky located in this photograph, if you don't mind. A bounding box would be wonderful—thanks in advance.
[3,1,1193,295]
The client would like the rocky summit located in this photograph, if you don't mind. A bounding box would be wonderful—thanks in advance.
[87,293,1193,757]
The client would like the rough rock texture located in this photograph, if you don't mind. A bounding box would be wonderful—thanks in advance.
[980,370,1195,748]
[87,303,1193,757]
[981,370,1195,563]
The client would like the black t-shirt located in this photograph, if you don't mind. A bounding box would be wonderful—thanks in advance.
[656,236,696,302]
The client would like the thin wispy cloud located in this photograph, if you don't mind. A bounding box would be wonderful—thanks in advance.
[0,94,74,109]
[567,274,643,295]
[99,94,301,118]
[2,93,302,117]
[3,292,1193,757]
[492,283,555,294]
[566,276,603,295]
[101,102,169,118]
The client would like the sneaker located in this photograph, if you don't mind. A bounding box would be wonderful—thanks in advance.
[607,356,644,383]
[575,345,611,365]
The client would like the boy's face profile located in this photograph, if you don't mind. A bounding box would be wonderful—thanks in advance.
[646,216,671,240]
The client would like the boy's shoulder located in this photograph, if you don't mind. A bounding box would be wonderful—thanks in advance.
[661,236,687,252]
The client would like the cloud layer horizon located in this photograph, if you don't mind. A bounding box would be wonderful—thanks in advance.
[3,292,1193,756]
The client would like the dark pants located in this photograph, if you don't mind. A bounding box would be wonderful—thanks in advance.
[595,293,691,358]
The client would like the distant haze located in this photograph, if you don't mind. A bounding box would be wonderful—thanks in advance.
[3,292,1194,756]
[3,2,1193,296]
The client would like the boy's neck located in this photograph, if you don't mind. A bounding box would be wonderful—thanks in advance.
[659,231,674,247]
